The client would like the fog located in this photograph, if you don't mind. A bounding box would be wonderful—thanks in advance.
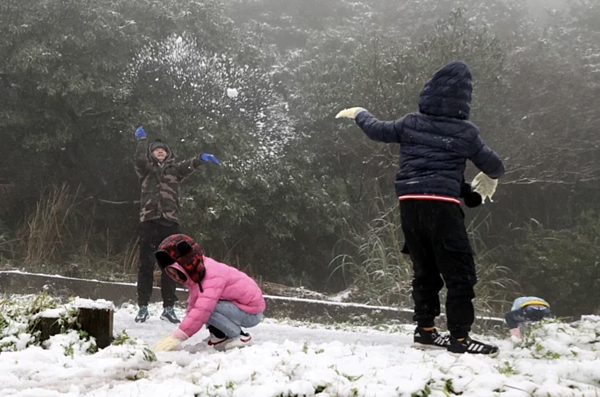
[0,0,598,318]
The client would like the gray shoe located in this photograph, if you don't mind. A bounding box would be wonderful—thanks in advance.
[160,307,180,324]
[135,306,149,323]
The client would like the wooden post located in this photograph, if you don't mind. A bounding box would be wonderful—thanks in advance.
[77,307,113,349]
[36,316,61,342]
[35,304,114,349]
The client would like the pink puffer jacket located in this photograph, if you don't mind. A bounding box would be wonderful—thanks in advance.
[167,257,266,338]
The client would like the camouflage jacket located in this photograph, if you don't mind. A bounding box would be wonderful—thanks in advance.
[134,138,202,223]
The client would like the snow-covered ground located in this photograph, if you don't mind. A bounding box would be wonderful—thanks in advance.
[1,302,599,397]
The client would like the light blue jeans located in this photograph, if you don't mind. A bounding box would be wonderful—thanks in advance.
[206,300,263,338]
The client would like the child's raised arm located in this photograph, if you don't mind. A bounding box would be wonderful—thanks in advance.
[175,153,220,181]
[336,107,404,143]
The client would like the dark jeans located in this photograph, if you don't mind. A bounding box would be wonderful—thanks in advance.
[137,220,180,308]
[400,200,477,339]
[505,305,552,329]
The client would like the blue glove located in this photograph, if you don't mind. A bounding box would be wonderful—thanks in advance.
[200,153,220,165]
[135,126,147,140]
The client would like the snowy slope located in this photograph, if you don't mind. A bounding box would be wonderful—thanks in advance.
[1,302,599,397]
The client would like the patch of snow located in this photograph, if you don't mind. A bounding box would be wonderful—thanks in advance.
[0,333,34,351]
[43,330,96,356]
[72,298,115,311]
[264,294,414,315]
[581,315,600,322]
[330,288,353,303]
[1,301,599,396]
[38,308,67,318]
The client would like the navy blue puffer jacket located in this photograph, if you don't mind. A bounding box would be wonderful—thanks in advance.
[355,60,505,199]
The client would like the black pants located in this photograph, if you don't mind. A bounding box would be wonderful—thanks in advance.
[137,220,180,308]
[505,305,552,329]
[400,200,477,339]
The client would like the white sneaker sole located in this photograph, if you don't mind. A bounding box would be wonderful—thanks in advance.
[448,350,500,358]
[411,342,448,351]
[160,315,180,324]
[207,339,228,348]
[213,336,252,352]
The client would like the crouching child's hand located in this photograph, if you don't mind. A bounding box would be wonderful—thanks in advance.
[154,329,189,352]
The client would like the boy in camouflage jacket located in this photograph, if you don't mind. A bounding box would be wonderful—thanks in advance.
[133,126,220,323]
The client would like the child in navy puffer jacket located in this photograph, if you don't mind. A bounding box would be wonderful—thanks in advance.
[337,61,505,356]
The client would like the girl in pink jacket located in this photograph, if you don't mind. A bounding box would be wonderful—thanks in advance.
[153,234,266,352]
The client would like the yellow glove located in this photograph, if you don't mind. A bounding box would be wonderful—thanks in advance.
[335,107,367,119]
[154,334,182,352]
[471,172,498,203]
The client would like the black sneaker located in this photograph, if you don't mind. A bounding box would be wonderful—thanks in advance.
[447,336,499,357]
[412,327,451,350]
[160,307,181,324]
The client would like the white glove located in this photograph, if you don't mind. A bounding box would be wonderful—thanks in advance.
[471,172,498,203]
[335,107,367,119]
[154,334,183,352]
